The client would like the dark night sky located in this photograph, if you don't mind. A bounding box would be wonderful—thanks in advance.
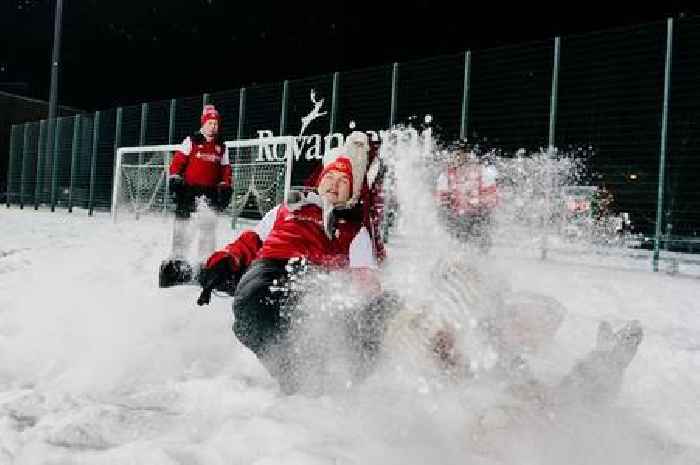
[0,0,693,111]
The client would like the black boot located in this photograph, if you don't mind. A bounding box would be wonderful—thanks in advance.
[158,259,193,288]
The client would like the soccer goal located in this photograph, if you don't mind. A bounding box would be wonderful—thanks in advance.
[111,136,296,224]
[225,136,295,227]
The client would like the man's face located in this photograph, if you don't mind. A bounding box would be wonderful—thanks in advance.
[317,170,352,205]
[201,119,219,138]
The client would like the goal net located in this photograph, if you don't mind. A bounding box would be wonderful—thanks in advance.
[225,136,295,227]
[111,136,296,224]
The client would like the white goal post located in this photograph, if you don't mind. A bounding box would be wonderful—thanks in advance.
[111,136,296,223]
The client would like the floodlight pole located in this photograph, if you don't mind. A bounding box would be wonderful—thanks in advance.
[44,0,64,213]
[46,0,64,158]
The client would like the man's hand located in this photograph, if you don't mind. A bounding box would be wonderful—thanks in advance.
[216,182,233,210]
[197,251,239,306]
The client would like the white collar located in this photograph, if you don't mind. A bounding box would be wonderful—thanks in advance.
[287,191,323,211]
[199,129,215,142]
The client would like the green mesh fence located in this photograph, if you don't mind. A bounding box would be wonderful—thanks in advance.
[144,100,171,146]
[33,120,47,209]
[244,82,283,139]
[556,22,667,238]
[209,89,241,141]
[396,53,464,143]
[336,64,393,133]
[5,17,700,261]
[668,16,700,247]
[470,40,554,151]
[19,122,39,208]
[92,109,117,209]
[70,114,94,209]
[51,116,74,209]
[6,124,23,206]
[173,95,204,144]
[38,121,57,206]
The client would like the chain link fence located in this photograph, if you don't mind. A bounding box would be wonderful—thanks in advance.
[5,17,700,271]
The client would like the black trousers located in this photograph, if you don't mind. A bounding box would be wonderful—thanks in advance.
[174,185,231,219]
[232,258,401,393]
[232,259,294,357]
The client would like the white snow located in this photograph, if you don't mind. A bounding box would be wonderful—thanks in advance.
[1,138,699,464]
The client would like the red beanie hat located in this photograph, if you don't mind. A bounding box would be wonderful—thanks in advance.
[201,105,221,125]
[318,156,353,188]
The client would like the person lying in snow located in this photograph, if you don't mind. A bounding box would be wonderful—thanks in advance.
[197,131,398,393]
[382,259,644,409]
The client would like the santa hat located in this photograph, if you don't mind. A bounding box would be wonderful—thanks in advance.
[322,131,369,206]
[201,104,221,125]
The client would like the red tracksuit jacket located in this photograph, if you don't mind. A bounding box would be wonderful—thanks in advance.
[169,132,232,188]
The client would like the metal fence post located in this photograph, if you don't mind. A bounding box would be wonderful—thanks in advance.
[279,80,289,136]
[330,72,339,134]
[50,117,62,211]
[6,125,18,208]
[68,114,80,212]
[540,37,562,261]
[112,107,123,213]
[233,87,246,229]
[460,51,472,140]
[165,100,176,212]
[390,62,399,127]
[237,87,246,140]
[35,120,46,210]
[139,102,148,146]
[653,18,674,272]
[20,123,30,209]
[135,103,149,219]
[168,99,176,144]
[548,37,561,151]
[88,111,101,216]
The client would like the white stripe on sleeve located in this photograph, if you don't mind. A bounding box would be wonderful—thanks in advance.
[221,145,230,166]
[254,205,279,242]
[180,137,192,156]
[349,227,377,269]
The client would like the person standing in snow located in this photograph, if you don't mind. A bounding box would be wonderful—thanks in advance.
[159,105,233,288]
[168,104,233,219]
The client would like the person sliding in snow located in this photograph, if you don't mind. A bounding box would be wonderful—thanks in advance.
[159,104,233,287]
[198,132,395,393]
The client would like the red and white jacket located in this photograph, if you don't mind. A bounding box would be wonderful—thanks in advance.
[436,162,498,215]
[169,132,232,188]
[220,194,377,272]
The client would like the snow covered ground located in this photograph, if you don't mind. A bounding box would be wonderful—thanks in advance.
[0,205,699,465]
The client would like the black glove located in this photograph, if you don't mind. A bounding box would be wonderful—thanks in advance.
[216,183,233,210]
[197,254,238,306]
[169,175,184,194]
